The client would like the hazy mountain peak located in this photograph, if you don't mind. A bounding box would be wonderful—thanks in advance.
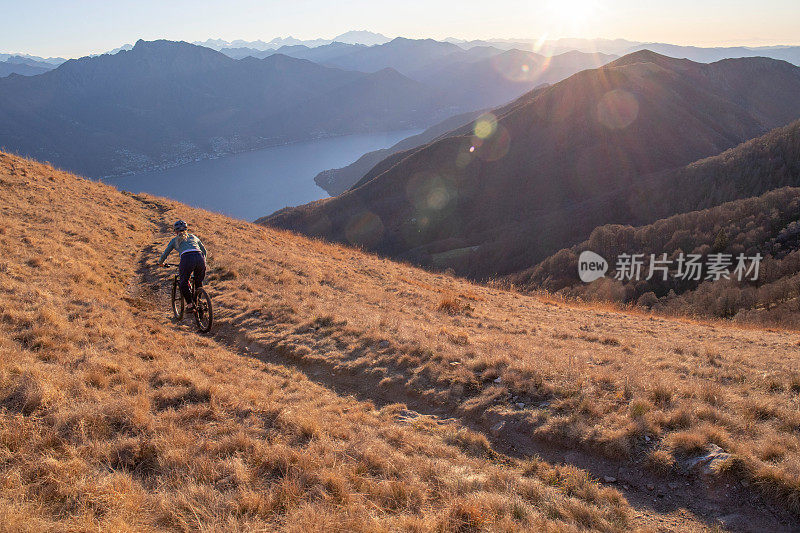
[258,52,317,67]
[127,39,232,61]
[390,36,442,44]
[496,48,543,61]
[608,48,696,70]
[132,39,199,52]
[370,66,412,79]
[104,43,133,55]
[332,30,390,46]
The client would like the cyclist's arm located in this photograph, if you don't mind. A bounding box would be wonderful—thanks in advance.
[158,238,176,264]
[198,239,207,259]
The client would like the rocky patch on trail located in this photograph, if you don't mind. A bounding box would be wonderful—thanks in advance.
[681,444,732,476]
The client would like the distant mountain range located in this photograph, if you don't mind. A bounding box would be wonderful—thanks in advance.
[0,56,56,77]
[208,36,800,68]
[453,39,800,65]
[6,34,799,67]
[221,42,367,62]
[261,51,800,279]
[0,53,65,65]
[223,41,617,148]
[4,33,800,186]
[0,40,449,176]
[193,31,391,51]
[0,39,618,177]
[625,43,800,66]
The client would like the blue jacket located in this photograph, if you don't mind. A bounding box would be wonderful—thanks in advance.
[159,233,207,264]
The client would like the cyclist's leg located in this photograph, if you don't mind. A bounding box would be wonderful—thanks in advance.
[194,254,206,290]
[178,255,194,304]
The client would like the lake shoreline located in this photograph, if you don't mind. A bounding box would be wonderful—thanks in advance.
[104,129,423,222]
[98,129,421,182]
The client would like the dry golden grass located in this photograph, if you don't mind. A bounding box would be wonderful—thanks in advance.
[0,153,641,530]
[173,213,800,515]
[172,187,800,515]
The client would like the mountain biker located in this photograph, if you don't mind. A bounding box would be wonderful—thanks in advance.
[159,220,207,313]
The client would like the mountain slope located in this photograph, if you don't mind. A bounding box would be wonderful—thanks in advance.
[315,109,485,195]
[0,40,447,177]
[500,117,800,295]
[262,52,800,278]
[313,50,618,196]
[509,120,800,323]
[414,48,617,123]
[513,186,800,325]
[626,43,800,66]
[3,150,799,529]
[272,42,366,63]
[0,151,640,532]
[251,67,439,140]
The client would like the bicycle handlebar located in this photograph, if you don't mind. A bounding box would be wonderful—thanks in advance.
[163,263,179,268]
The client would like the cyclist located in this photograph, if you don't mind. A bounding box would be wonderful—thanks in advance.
[159,220,207,313]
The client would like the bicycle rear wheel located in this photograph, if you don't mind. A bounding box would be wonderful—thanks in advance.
[193,288,213,333]
[171,277,184,320]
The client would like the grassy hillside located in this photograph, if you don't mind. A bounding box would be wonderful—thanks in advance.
[2,151,799,530]
[0,153,640,531]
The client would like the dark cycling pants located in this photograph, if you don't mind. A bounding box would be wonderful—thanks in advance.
[179,251,206,304]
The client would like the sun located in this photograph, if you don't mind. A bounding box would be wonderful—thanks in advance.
[547,0,600,33]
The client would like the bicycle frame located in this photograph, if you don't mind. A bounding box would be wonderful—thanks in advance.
[164,262,212,332]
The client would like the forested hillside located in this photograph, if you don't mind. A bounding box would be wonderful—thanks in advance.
[512,187,800,327]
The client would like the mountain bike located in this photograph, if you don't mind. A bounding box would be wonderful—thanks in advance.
[164,263,213,333]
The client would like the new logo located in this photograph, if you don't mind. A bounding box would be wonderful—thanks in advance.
[578,251,608,283]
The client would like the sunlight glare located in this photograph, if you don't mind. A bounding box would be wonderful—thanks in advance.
[547,0,600,33]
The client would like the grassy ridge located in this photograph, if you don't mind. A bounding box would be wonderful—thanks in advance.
[191,191,800,515]
[0,153,634,530]
[3,151,800,529]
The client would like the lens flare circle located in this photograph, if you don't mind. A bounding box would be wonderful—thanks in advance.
[344,211,384,247]
[475,124,511,162]
[596,89,639,130]
[473,113,497,139]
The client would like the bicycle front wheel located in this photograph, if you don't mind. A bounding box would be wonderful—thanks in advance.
[193,288,213,333]
[171,278,184,320]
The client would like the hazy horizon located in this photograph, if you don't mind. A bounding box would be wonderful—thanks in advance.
[2,0,798,58]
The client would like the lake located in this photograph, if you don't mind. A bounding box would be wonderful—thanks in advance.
[106,129,421,221]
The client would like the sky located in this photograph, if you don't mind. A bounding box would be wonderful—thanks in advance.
[1,0,798,58]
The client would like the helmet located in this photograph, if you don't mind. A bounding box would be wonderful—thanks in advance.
[173,220,188,232]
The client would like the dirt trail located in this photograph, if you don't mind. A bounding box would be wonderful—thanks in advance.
[132,201,797,533]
